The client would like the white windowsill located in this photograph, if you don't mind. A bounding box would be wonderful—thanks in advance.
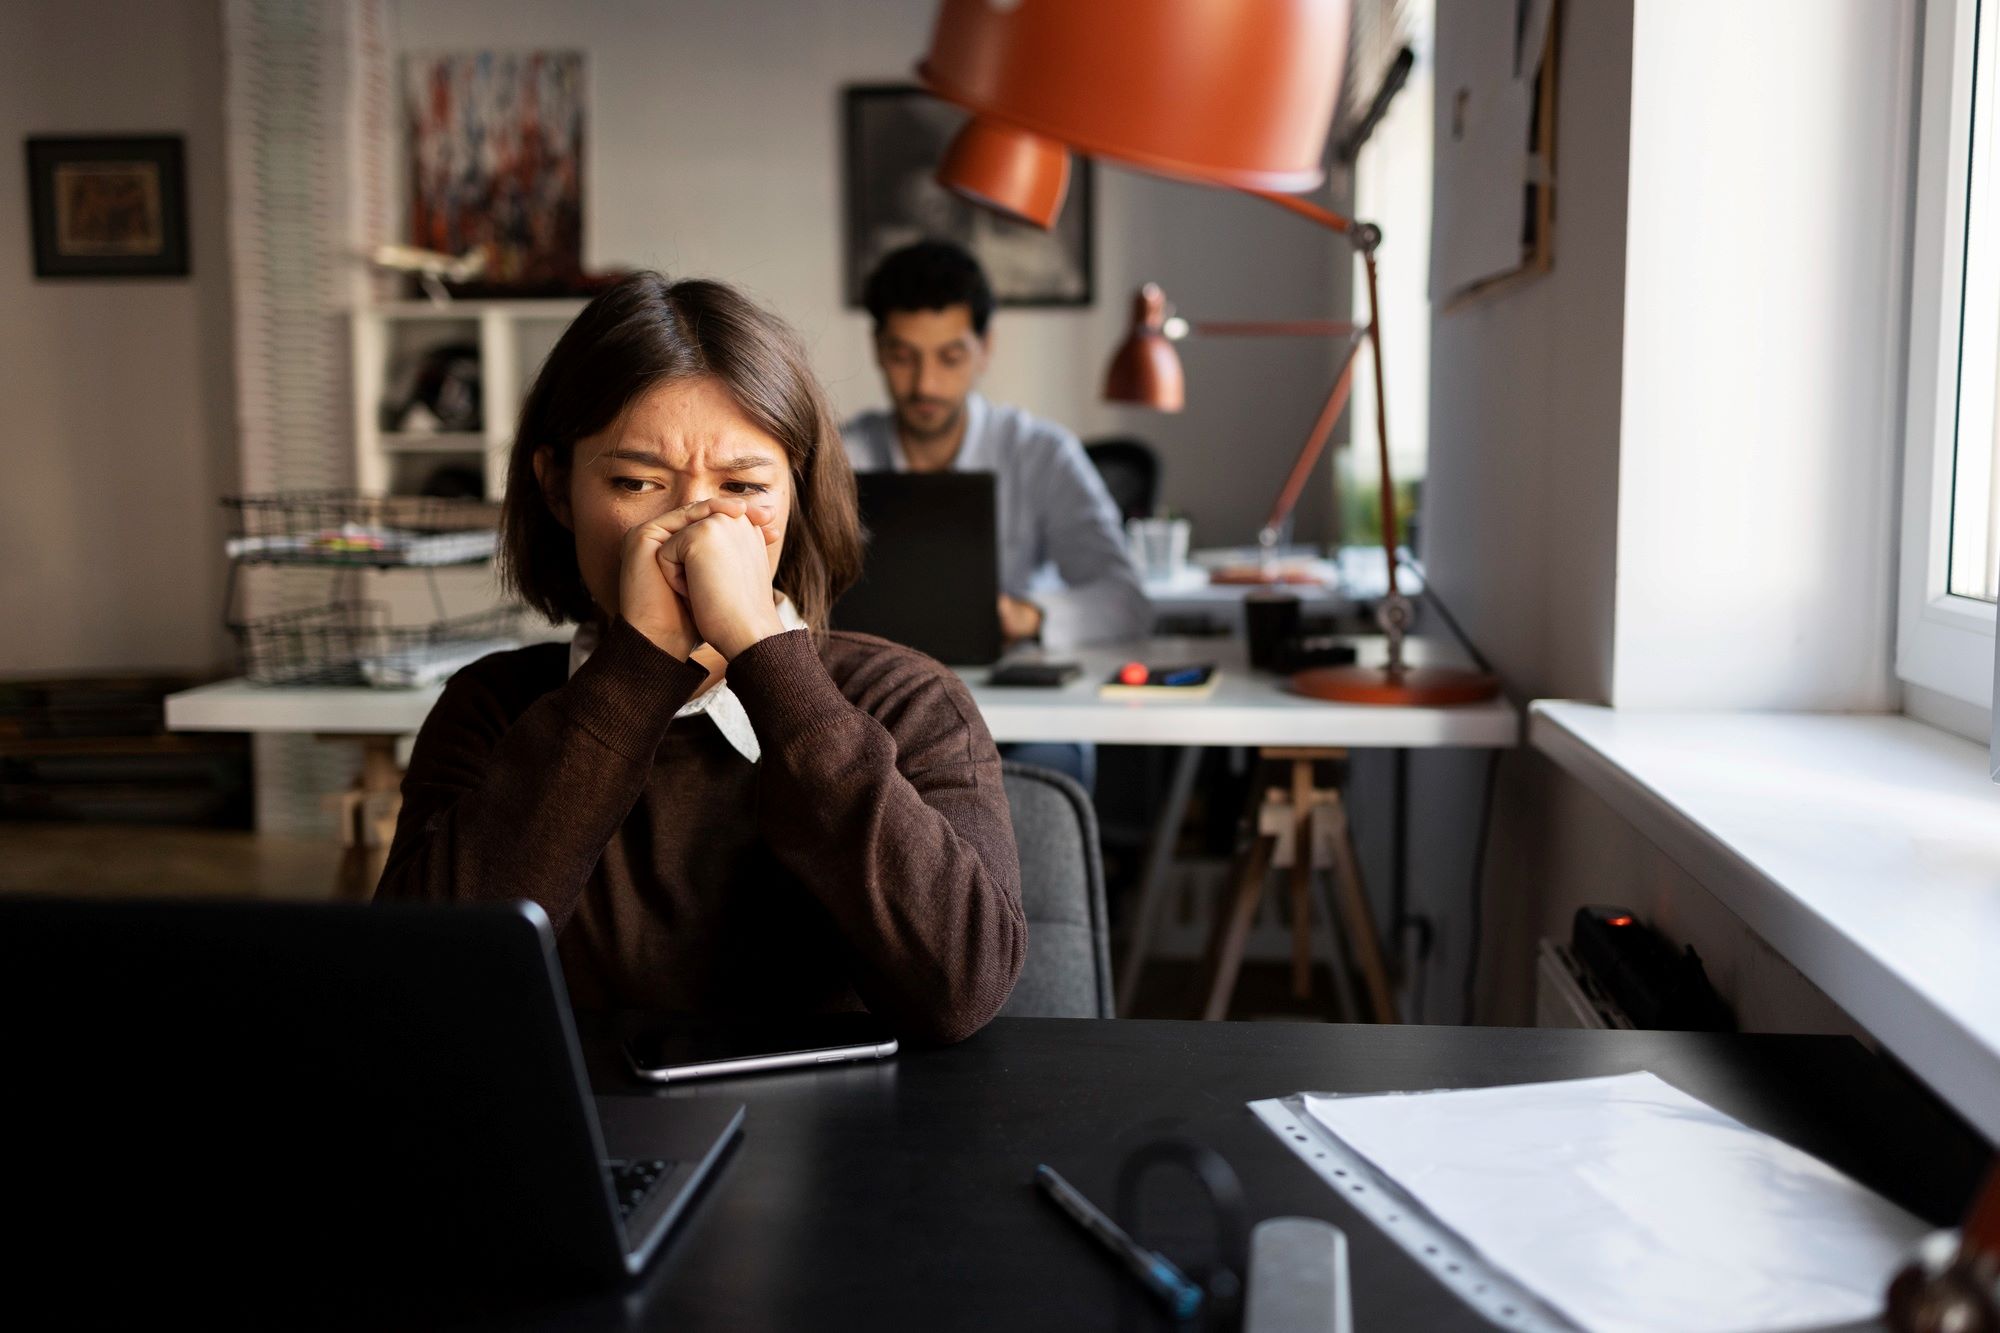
[1529,701,2000,1145]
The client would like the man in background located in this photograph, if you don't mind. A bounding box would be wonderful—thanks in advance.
[843,240,1150,652]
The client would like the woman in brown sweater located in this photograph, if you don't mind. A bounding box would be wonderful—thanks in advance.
[376,273,1026,1043]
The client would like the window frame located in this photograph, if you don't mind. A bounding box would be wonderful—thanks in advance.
[1900,0,1999,709]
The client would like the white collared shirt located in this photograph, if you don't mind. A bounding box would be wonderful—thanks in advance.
[567,595,809,764]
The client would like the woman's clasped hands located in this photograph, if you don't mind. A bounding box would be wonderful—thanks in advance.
[618,497,785,663]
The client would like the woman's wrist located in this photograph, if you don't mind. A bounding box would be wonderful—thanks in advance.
[710,606,787,661]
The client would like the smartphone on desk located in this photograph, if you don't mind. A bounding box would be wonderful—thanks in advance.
[624,1013,899,1084]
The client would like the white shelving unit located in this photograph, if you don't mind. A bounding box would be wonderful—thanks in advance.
[351,299,587,500]
[344,298,586,628]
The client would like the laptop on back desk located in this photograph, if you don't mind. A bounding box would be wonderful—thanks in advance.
[834,470,1004,666]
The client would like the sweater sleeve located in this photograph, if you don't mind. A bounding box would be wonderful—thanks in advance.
[726,630,1027,1044]
[374,617,712,929]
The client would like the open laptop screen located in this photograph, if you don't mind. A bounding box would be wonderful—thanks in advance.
[833,471,1002,666]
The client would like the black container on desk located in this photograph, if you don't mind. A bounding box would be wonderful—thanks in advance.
[1245,591,1301,671]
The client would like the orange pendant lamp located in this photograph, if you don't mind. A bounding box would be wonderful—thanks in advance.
[917,0,1347,225]
[916,0,1499,707]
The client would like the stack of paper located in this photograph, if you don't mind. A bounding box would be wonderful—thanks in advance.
[1262,1072,1928,1333]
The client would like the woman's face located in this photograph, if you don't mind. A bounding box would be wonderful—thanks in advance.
[536,375,793,617]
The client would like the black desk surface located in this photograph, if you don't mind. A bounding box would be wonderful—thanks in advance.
[466,1018,1995,1333]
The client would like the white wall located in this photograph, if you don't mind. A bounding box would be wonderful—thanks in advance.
[390,0,1347,547]
[1414,0,1899,1032]
[1411,0,1636,1024]
[1612,0,1909,711]
[0,0,237,676]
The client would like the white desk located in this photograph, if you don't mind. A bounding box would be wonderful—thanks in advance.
[167,679,444,735]
[959,635,1511,1015]
[958,636,1515,747]
[167,635,1514,747]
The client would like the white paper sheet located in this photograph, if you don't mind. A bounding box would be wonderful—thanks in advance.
[1297,1072,1927,1333]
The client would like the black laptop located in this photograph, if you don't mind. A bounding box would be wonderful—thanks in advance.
[3,897,742,1319]
[834,471,1004,665]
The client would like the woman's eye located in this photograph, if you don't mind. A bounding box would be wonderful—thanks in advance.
[722,481,769,495]
[611,477,661,494]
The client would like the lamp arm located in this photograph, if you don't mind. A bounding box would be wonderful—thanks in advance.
[1257,331,1366,550]
[1245,188,1409,659]
[1244,188,1362,240]
[1190,320,1362,338]
[1359,247,1403,608]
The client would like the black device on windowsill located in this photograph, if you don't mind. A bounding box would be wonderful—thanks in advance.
[1571,905,1735,1032]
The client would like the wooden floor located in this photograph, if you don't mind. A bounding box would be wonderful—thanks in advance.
[0,822,344,900]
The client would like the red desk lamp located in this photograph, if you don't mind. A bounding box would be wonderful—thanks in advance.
[916,0,1497,706]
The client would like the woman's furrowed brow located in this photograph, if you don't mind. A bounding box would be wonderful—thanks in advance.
[603,447,670,466]
[596,446,777,471]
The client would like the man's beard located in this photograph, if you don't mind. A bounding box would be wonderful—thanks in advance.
[896,397,963,443]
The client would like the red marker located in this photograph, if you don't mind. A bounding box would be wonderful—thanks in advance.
[1118,662,1150,687]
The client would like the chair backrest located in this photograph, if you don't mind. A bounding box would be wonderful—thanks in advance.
[1084,436,1160,525]
[998,761,1113,1019]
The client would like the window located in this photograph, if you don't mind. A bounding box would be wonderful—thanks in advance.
[1343,0,1433,547]
[1899,0,2000,708]
[1949,0,2000,603]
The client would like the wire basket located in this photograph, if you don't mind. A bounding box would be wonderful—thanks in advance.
[231,601,522,688]
[222,491,501,567]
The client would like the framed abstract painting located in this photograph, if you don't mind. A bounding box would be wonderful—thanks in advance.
[403,51,585,295]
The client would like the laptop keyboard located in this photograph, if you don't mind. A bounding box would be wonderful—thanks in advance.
[605,1158,678,1223]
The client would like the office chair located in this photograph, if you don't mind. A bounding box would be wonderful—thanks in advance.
[998,762,1114,1019]
[1084,437,1160,525]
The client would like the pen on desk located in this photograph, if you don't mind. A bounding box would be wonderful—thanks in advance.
[1035,1163,1205,1320]
[1158,667,1206,687]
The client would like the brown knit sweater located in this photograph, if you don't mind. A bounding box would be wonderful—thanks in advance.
[375,617,1026,1043]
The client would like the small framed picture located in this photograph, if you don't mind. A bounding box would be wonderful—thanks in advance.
[843,85,1093,308]
[25,136,190,279]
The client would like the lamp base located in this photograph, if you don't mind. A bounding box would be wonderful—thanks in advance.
[1289,664,1500,706]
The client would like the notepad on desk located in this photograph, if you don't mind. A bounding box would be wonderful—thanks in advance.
[1251,1072,1927,1333]
[1098,663,1219,699]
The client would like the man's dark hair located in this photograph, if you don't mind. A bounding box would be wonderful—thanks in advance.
[862,239,995,336]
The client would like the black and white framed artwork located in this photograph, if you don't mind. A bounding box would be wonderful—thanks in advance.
[843,85,1093,308]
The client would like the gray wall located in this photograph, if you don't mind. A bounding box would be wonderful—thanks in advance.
[1388,0,1638,1023]
[0,0,238,676]
[0,0,1351,678]
[392,0,1348,548]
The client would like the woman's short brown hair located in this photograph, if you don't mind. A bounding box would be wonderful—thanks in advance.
[499,272,863,635]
